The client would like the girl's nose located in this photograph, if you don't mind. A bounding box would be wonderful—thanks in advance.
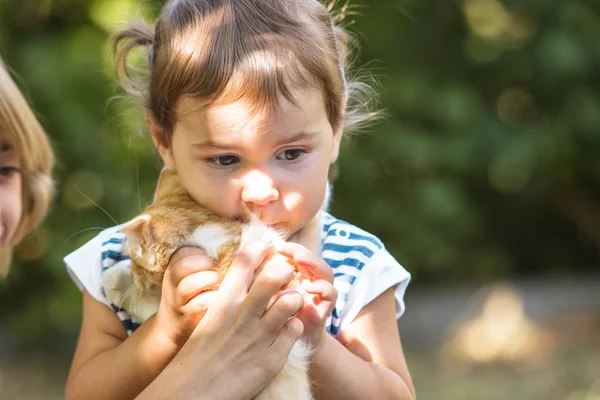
[241,170,279,207]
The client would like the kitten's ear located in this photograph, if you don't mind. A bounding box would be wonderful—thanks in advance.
[121,214,154,246]
[154,168,180,202]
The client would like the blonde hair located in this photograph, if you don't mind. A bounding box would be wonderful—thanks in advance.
[114,0,378,136]
[0,58,55,276]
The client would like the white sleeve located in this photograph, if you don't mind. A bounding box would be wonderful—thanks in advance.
[63,231,114,308]
[337,248,411,333]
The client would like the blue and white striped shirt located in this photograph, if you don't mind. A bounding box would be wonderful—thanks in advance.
[65,212,410,337]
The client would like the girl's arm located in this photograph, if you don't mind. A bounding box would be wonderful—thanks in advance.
[65,290,181,400]
[309,288,416,400]
[65,245,218,400]
[66,241,294,400]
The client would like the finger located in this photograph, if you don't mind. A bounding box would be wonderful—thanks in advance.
[301,280,338,313]
[178,270,221,304]
[274,242,333,282]
[212,240,273,311]
[270,317,304,355]
[168,247,214,285]
[169,246,209,268]
[262,290,304,334]
[277,246,333,284]
[301,280,337,302]
[182,289,219,316]
[243,255,296,318]
[294,255,333,283]
[274,241,310,259]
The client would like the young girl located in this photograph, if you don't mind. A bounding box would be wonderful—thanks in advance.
[64,0,415,399]
[0,57,54,275]
[0,55,302,400]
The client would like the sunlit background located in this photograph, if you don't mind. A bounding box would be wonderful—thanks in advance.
[1,0,600,399]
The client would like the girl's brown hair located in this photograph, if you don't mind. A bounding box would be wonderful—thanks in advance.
[0,58,55,276]
[114,0,378,137]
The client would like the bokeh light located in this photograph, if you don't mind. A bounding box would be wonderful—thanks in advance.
[62,171,105,211]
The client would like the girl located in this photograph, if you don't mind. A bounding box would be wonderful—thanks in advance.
[0,57,54,276]
[0,54,302,400]
[64,0,415,399]
[0,56,303,400]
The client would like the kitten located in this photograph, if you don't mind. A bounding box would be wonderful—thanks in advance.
[103,168,327,400]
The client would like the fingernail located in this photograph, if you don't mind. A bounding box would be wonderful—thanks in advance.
[293,251,311,261]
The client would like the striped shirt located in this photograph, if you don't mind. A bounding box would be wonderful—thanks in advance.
[65,212,410,337]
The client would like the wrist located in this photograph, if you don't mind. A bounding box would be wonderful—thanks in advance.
[120,315,186,388]
[154,308,191,348]
[145,314,185,354]
[146,343,255,400]
[137,356,216,400]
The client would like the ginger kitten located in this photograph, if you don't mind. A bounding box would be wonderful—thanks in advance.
[103,168,326,400]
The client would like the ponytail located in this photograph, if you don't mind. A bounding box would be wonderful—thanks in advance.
[113,22,155,99]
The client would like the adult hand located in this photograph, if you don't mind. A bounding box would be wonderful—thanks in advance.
[137,240,305,400]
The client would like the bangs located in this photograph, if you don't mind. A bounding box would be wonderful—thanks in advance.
[0,69,35,166]
[149,1,343,130]
[0,63,53,174]
[183,44,324,119]
[0,100,19,149]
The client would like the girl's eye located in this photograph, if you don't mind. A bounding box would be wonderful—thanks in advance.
[206,155,240,167]
[276,149,307,162]
[0,166,20,178]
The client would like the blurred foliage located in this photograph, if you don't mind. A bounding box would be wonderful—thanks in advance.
[1,0,600,342]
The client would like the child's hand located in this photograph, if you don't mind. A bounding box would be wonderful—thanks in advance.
[275,242,337,350]
[155,247,220,347]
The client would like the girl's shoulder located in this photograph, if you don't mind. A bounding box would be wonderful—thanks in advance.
[64,226,129,276]
[321,212,385,262]
[321,212,411,336]
[64,226,140,334]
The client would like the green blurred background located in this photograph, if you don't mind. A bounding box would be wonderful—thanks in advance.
[1,0,599,399]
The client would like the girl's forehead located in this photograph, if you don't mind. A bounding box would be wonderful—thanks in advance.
[175,87,328,139]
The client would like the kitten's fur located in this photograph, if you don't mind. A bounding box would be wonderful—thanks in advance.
[103,168,327,400]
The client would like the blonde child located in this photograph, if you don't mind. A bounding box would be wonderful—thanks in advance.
[64,0,415,399]
[0,57,54,275]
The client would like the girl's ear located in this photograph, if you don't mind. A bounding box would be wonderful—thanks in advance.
[145,111,176,169]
